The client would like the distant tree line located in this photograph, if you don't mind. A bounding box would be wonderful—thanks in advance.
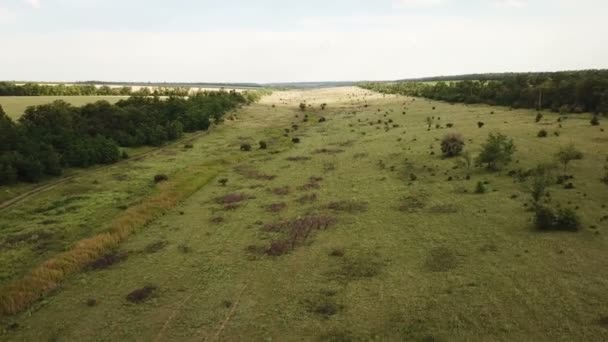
[0,82,196,97]
[360,70,608,114]
[0,90,252,185]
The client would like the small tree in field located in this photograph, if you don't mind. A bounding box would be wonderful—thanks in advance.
[440,133,465,157]
[555,143,583,171]
[299,103,306,111]
[475,133,516,171]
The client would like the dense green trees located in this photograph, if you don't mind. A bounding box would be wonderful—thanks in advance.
[360,70,608,114]
[0,90,249,185]
[0,82,195,97]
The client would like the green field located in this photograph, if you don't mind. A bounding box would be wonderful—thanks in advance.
[0,96,130,119]
[0,88,607,340]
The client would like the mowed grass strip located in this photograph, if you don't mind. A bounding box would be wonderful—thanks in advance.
[0,163,221,316]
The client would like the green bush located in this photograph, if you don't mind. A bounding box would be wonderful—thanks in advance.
[440,133,465,157]
[537,129,548,137]
[591,115,600,126]
[475,133,516,171]
[475,181,486,194]
[534,205,581,231]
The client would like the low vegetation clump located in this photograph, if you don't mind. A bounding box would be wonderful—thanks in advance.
[534,205,581,231]
[126,285,157,303]
[475,181,487,194]
[154,174,169,183]
[234,165,276,180]
[475,133,516,171]
[266,202,287,213]
[440,133,465,157]
[87,250,128,270]
[537,129,548,137]
[590,115,600,126]
[215,193,250,205]
[259,141,267,150]
[240,143,252,152]
[555,143,583,170]
[144,240,169,253]
[326,200,368,213]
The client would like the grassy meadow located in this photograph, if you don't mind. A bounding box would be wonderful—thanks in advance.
[0,96,130,119]
[0,88,607,341]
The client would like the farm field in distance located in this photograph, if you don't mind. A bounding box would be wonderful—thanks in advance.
[0,96,133,119]
[0,87,606,341]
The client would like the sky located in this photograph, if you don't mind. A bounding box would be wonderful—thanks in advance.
[0,0,607,83]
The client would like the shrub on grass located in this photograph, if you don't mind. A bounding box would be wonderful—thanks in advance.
[218,178,228,186]
[555,143,583,170]
[440,133,465,157]
[475,133,516,171]
[477,122,485,128]
[475,181,487,194]
[154,174,169,183]
[299,103,306,111]
[126,285,157,303]
[535,112,543,123]
[240,143,252,152]
[534,205,581,231]
[292,137,300,144]
[184,143,194,149]
[259,141,267,150]
[537,129,548,137]
[591,115,600,126]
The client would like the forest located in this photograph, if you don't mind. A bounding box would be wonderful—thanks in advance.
[0,90,252,185]
[0,82,193,97]
[360,70,608,114]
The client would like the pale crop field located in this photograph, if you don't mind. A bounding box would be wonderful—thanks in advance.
[0,87,606,341]
[0,96,130,119]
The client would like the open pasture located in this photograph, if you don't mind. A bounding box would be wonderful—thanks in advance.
[0,87,607,341]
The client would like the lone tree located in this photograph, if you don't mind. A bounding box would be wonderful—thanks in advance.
[440,133,465,157]
[299,103,306,111]
[475,133,516,171]
[555,143,583,170]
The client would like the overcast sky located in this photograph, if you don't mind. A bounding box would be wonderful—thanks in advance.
[0,0,607,83]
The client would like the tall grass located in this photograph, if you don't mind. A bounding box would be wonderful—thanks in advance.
[0,165,220,316]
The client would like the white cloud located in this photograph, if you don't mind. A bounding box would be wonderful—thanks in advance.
[0,7,16,23]
[493,0,527,8]
[23,0,41,9]
[1,13,606,83]
[393,0,444,9]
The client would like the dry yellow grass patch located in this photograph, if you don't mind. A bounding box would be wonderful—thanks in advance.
[0,164,220,316]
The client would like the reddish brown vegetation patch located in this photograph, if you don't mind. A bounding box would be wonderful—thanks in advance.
[267,202,288,213]
[297,193,318,204]
[215,193,251,205]
[88,250,128,270]
[263,215,337,256]
[297,176,324,191]
[234,166,276,181]
[326,201,368,213]
[270,186,290,196]
[286,156,312,162]
[313,148,345,155]
[211,216,224,224]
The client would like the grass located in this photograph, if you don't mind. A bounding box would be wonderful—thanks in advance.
[0,87,607,340]
[0,96,130,119]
